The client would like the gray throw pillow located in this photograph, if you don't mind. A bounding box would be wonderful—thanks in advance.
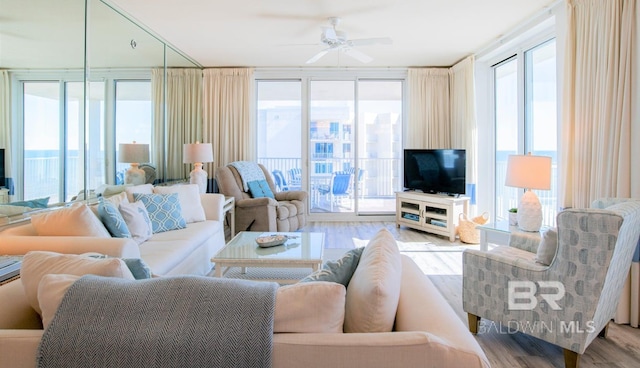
[535,228,558,266]
[300,247,365,286]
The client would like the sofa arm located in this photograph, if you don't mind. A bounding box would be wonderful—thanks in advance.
[0,329,43,368]
[273,331,489,368]
[274,190,308,202]
[235,197,278,208]
[0,236,141,259]
[200,193,225,221]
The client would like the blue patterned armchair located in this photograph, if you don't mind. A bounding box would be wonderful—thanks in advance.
[462,200,640,368]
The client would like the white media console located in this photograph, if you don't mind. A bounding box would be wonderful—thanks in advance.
[396,191,469,242]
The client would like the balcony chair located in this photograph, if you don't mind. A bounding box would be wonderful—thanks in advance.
[316,171,353,211]
[288,168,302,189]
[215,163,307,233]
[271,170,288,192]
[346,167,364,198]
[462,199,640,368]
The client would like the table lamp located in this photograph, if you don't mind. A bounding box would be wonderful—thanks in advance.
[183,142,214,193]
[505,153,552,232]
[118,142,150,185]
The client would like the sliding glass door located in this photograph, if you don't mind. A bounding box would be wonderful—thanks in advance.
[309,81,355,213]
[23,81,84,203]
[493,38,557,226]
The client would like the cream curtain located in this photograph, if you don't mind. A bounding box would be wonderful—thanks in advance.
[449,56,478,205]
[202,68,254,174]
[561,0,635,208]
[151,69,165,181]
[0,70,12,196]
[406,68,451,149]
[561,0,637,326]
[151,68,203,182]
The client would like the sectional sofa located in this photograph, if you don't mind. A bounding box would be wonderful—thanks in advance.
[0,184,226,276]
[0,189,490,367]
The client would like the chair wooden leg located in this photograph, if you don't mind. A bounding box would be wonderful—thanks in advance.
[598,321,610,338]
[563,349,581,368]
[467,313,480,334]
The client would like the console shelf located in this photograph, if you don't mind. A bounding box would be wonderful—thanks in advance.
[396,191,469,242]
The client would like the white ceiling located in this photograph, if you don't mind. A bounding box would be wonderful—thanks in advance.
[0,0,558,69]
[108,0,557,68]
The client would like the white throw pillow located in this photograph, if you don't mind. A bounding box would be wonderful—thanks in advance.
[30,203,111,238]
[153,184,206,223]
[274,281,345,333]
[105,191,129,207]
[21,251,135,315]
[535,227,558,266]
[344,228,402,333]
[118,201,153,244]
[124,183,153,203]
[38,274,81,329]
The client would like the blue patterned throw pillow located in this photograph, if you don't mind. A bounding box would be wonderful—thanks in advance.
[248,180,275,199]
[133,193,186,234]
[300,247,365,286]
[97,198,131,238]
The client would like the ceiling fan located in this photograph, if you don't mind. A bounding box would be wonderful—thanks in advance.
[306,17,392,64]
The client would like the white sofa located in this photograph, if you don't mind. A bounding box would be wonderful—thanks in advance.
[0,192,226,277]
[0,228,490,368]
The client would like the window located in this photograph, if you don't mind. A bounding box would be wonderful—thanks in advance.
[22,81,86,203]
[256,75,403,216]
[115,80,152,184]
[493,39,557,226]
[16,72,151,201]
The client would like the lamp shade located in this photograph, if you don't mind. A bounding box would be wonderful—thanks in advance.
[118,143,149,164]
[183,142,213,164]
[505,154,552,190]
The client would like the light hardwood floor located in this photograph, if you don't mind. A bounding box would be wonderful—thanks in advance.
[305,221,640,368]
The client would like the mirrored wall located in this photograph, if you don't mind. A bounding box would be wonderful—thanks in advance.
[0,0,201,214]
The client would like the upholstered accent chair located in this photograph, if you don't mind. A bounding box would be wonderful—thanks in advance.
[215,163,307,233]
[463,199,640,368]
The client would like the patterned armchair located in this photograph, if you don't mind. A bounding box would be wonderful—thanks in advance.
[462,200,640,368]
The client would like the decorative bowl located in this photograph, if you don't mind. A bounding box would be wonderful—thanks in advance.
[255,235,288,248]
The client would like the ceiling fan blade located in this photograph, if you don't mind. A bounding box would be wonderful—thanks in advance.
[306,49,330,64]
[348,37,393,47]
[342,48,373,63]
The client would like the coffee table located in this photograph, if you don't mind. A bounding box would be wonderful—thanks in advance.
[211,231,324,284]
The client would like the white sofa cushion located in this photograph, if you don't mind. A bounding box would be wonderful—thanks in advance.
[30,203,111,238]
[153,184,206,224]
[21,251,135,315]
[124,183,153,202]
[38,274,81,328]
[275,281,345,333]
[139,221,219,275]
[119,201,153,244]
[344,228,402,333]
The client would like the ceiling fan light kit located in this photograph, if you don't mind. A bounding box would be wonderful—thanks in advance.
[305,17,392,64]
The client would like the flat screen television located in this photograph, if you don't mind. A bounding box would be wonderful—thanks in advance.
[403,149,466,196]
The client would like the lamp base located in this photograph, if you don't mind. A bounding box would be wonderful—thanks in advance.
[125,164,146,185]
[190,163,208,194]
[517,190,543,232]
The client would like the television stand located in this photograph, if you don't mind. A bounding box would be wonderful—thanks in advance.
[396,191,469,242]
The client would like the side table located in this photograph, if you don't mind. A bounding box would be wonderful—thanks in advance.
[223,196,235,241]
[476,220,545,251]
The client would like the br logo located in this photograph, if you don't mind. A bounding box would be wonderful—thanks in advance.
[508,281,565,311]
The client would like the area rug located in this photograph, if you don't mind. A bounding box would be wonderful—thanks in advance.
[352,238,478,252]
